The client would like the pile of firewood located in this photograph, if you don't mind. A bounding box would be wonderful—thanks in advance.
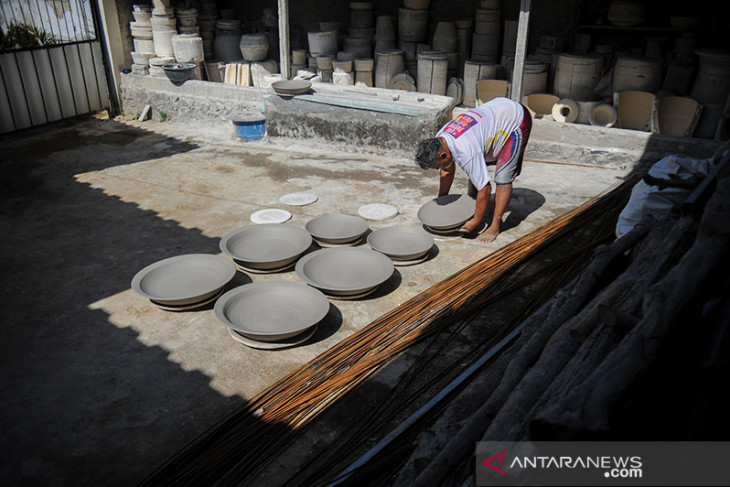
[394,149,730,487]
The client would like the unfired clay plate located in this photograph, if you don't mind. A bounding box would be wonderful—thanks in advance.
[214,282,329,341]
[305,214,370,244]
[279,192,318,206]
[250,208,292,224]
[151,288,224,311]
[228,324,317,349]
[417,194,475,229]
[358,203,399,221]
[220,223,312,270]
[295,247,394,295]
[367,226,434,261]
[131,254,236,306]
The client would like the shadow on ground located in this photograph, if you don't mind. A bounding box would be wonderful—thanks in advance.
[0,119,291,486]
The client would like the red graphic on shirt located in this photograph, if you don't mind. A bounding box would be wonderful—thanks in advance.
[442,113,477,138]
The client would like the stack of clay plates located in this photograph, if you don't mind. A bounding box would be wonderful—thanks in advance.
[367,226,434,265]
[131,254,236,311]
[215,282,329,348]
[417,194,475,234]
[296,247,394,298]
[305,214,370,246]
[219,223,312,273]
[271,79,312,98]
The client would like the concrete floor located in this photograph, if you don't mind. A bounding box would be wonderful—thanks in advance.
[0,114,631,486]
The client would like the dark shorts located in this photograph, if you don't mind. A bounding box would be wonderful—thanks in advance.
[493,103,532,185]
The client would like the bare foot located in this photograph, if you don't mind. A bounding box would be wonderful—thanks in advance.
[477,226,499,243]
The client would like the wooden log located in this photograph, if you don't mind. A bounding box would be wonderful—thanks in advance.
[398,302,550,487]
[481,215,667,440]
[530,174,730,435]
[526,212,695,439]
[392,342,518,486]
[568,277,634,342]
[517,209,697,440]
[597,303,640,333]
[407,217,654,486]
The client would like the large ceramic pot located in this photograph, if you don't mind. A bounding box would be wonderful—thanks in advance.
[240,33,269,62]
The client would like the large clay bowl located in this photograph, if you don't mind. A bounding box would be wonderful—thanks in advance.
[131,254,236,306]
[162,62,196,83]
[219,223,312,270]
[417,194,475,230]
[271,79,312,96]
[214,282,329,341]
[305,214,370,245]
[367,226,434,261]
[295,247,394,296]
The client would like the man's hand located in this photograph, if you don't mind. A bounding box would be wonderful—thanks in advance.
[458,217,481,234]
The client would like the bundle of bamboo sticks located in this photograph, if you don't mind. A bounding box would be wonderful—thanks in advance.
[141,175,638,486]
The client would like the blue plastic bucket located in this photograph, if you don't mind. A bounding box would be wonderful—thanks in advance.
[231,111,266,140]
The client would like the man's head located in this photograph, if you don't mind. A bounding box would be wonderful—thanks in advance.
[415,137,452,170]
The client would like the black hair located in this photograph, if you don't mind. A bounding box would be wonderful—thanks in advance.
[415,138,442,170]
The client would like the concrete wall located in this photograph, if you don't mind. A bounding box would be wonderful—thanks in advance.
[118,72,722,167]
[119,73,453,158]
[120,73,265,122]
[263,82,453,158]
[527,118,723,167]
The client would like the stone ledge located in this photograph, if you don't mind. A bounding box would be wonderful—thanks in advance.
[451,107,724,168]
[120,73,265,123]
[263,82,454,159]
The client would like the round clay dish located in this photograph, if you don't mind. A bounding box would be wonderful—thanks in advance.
[214,282,330,341]
[305,214,370,244]
[358,203,398,221]
[272,79,312,96]
[279,192,318,206]
[131,254,236,306]
[367,226,434,261]
[417,194,475,230]
[295,247,394,295]
[250,208,292,224]
[220,223,312,270]
[228,324,317,349]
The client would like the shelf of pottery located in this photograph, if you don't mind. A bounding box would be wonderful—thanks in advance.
[298,0,500,108]
[520,8,730,139]
[127,0,728,139]
[130,0,215,80]
[128,1,280,86]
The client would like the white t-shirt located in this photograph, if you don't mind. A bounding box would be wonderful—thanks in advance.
[437,97,524,190]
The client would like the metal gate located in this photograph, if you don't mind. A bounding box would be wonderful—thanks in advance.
[0,0,110,134]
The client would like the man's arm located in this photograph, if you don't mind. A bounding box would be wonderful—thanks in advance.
[438,162,455,197]
[460,184,490,233]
